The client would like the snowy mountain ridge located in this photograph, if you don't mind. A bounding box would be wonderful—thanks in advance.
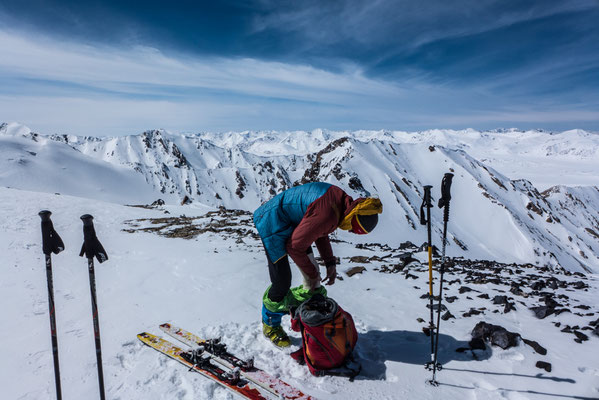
[1,122,599,273]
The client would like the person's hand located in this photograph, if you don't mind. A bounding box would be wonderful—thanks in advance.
[322,264,336,285]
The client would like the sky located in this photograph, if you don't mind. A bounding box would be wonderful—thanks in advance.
[0,0,598,136]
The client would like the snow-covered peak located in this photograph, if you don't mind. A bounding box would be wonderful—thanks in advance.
[1,122,599,273]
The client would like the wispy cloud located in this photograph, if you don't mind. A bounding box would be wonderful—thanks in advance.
[0,0,598,137]
[0,28,405,134]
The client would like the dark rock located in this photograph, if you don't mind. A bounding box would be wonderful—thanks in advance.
[554,308,571,316]
[594,326,599,337]
[561,325,573,333]
[573,305,590,310]
[180,195,191,205]
[572,281,587,289]
[574,331,589,342]
[590,318,599,327]
[535,361,552,373]
[401,255,419,267]
[422,326,432,336]
[530,281,545,291]
[346,266,366,277]
[477,294,490,299]
[543,295,559,309]
[471,322,520,350]
[468,338,486,351]
[531,306,554,319]
[547,279,558,290]
[399,241,416,250]
[504,302,516,313]
[510,285,525,296]
[416,318,425,323]
[441,311,455,321]
[490,329,519,350]
[463,308,483,317]
[445,296,458,303]
[459,286,474,294]
[493,295,508,305]
[522,339,547,355]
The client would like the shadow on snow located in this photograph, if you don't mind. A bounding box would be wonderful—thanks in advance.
[354,329,482,380]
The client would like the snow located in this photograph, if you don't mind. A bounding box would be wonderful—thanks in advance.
[1,123,599,399]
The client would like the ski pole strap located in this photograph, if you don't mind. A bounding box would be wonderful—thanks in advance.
[39,210,65,256]
[79,214,109,263]
[438,173,454,210]
[419,185,433,225]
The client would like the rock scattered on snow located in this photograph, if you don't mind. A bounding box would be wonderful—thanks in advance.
[346,266,366,277]
[522,338,548,355]
[471,322,520,350]
[535,361,552,372]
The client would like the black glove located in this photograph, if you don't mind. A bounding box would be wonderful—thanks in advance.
[79,216,108,263]
[40,219,65,255]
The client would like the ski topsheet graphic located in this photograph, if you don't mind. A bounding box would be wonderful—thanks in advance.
[159,323,317,400]
[137,332,267,400]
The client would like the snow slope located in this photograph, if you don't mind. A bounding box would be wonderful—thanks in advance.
[1,121,599,399]
[0,131,155,204]
[1,122,598,273]
[1,187,597,400]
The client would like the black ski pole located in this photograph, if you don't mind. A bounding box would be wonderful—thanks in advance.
[419,185,436,369]
[429,173,454,386]
[79,214,109,400]
[39,210,65,400]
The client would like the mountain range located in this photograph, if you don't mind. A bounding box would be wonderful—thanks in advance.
[1,122,598,273]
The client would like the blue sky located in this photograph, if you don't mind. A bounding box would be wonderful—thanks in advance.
[0,0,598,135]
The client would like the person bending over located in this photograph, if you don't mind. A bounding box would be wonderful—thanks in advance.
[253,182,382,347]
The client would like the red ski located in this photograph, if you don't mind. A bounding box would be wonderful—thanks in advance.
[137,332,267,400]
[160,323,317,400]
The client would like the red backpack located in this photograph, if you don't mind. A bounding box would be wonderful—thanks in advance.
[290,295,360,379]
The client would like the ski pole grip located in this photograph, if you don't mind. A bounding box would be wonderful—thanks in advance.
[438,173,454,209]
[80,214,109,263]
[39,210,52,255]
[81,214,94,228]
[39,210,52,222]
[423,185,433,203]
[39,210,64,255]
[80,214,95,259]
[420,185,433,225]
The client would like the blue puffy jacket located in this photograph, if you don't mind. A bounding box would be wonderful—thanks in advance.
[253,182,332,263]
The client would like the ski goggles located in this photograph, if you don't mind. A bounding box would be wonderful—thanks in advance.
[350,215,368,235]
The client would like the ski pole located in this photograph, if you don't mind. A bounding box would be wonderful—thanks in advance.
[79,214,108,400]
[419,185,436,369]
[39,210,65,400]
[429,173,454,386]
